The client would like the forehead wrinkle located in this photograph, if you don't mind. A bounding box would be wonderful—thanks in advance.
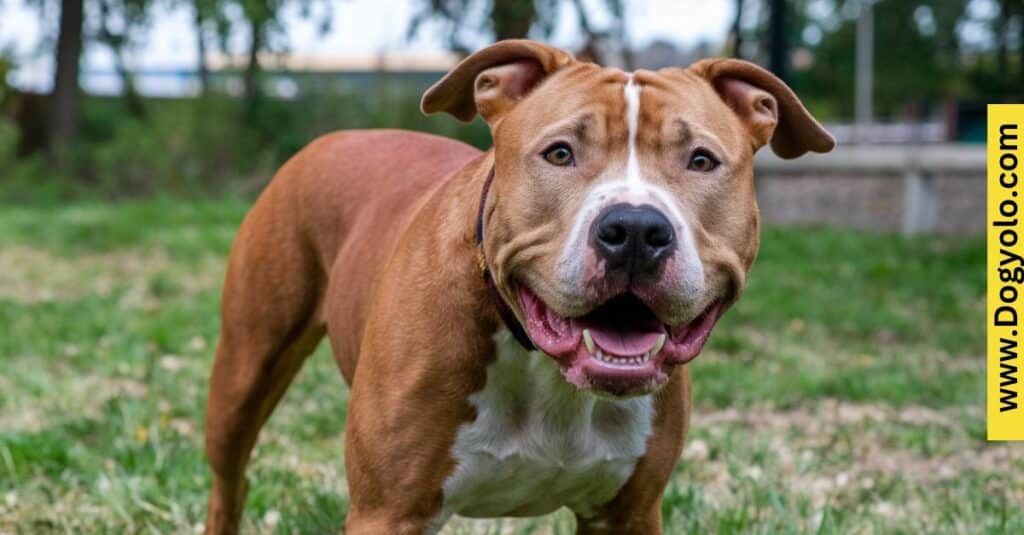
[662,115,728,156]
[572,117,589,140]
[529,112,596,146]
[672,119,693,145]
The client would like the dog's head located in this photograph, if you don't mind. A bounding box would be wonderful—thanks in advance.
[423,40,834,397]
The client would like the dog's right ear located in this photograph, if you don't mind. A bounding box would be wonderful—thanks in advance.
[688,58,835,159]
[421,40,574,127]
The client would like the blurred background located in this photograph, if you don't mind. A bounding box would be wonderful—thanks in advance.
[0,0,1016,229]
[0,1,1010,533]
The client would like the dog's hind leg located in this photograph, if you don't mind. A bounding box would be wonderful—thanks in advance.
[203,190,327,535]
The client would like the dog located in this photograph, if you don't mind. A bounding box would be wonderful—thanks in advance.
[203,39,834,534]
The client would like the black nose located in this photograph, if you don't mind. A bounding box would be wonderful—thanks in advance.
[591,204,675,276]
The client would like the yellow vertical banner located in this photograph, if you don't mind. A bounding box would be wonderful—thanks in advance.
[989,104,1024,441]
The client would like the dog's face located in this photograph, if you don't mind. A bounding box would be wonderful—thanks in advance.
[424,41,834,397]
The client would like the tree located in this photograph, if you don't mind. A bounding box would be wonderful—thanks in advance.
[43,0,154,157]
[191,0,225,95]
[793,0,973,119]
[177,0,247,96]
[994,0,1024,86]
[729,0,746,58]
[51,0,84,159]
[767,0,787,80]
[408,0,627,65]
[230,0,332,115]
[92,0,152,117]
[568,0,630,67]
[491,0,537,40]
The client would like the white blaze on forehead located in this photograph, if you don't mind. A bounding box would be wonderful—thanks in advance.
[552,72,706,311]
[623,75,642,183]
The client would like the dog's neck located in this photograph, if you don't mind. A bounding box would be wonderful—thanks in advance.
[475,164,535,351]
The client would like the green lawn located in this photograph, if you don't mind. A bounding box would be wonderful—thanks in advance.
[0,198,1011,534]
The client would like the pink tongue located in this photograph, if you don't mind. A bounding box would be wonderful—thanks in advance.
[585,326,663,356]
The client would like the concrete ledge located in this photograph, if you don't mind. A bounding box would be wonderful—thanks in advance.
[754,143,986,173]
[751,143,984,235]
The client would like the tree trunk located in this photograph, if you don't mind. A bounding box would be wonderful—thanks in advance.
[114,49,147,119]
[51,0,85,158]
[491,0,536,41]
[571,0,604,64]
[730,0,745,58]
[1018,12,1024,87]
[96,0,146,119]
[243,18,263,111]
[195,7,211,95]
[768,0,787,81]
[613,2,633,70]
[995,0,1010,75]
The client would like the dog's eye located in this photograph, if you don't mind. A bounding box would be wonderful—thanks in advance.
[542,143,575,166]
[688,149,719,172]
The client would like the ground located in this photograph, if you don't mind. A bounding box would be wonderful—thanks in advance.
[0,199,1013,534]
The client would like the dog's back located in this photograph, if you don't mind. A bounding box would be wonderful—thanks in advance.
[228,129,480,373]
[278,129,481,270]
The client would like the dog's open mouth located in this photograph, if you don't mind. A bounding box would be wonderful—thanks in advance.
[518,287,722,396]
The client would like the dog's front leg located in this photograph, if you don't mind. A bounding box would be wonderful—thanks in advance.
[337,260,498,534]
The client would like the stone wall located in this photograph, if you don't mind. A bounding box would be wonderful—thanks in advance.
[752,144,985,235]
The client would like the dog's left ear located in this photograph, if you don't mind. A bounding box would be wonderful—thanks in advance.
[689,58,835,159]
[421,40,574,127]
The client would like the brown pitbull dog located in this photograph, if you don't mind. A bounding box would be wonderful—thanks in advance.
[204,40,834,534]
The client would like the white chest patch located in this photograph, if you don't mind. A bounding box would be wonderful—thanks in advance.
[437,330,654,525]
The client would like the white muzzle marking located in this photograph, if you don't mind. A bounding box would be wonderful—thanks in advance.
[554,74,705,301]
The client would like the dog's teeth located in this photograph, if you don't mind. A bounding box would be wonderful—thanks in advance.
[652,333,667,356]
[592,349,660,365]
[583,329,596,354]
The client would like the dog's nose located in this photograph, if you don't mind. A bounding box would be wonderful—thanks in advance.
[592,204,675,276]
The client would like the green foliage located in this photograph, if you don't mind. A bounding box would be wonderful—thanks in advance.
[0,87,490,201]
[0,51,11,103]
[792,0,971,118]
[84,97,271,196]
[737,0,1023,120]
[0,118,60,202]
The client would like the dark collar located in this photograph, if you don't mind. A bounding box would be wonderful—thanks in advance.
[476,167,536,351]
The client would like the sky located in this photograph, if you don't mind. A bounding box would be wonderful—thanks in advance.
[0,0,734,92]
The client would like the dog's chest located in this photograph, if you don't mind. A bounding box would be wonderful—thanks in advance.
[439,331,654,521]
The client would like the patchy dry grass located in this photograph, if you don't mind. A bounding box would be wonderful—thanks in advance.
[0,199,1009,534]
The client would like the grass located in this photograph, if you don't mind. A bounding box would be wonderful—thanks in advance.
[0,198,1009,534]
